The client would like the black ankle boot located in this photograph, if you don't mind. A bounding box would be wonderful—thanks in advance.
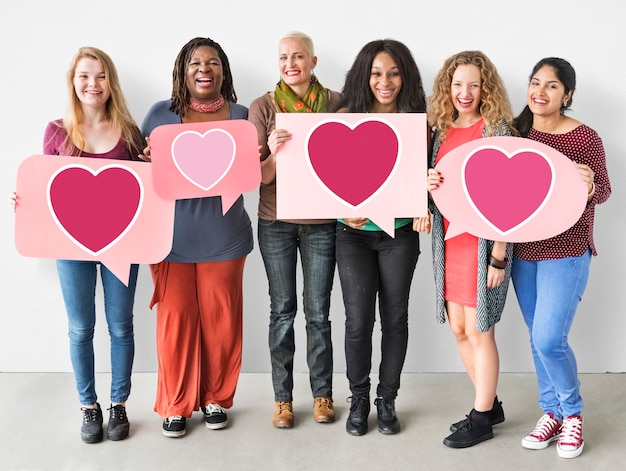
[346,395,370,436]
[443,409,493,448]
[450,396,505,432]
[374,397,400,434]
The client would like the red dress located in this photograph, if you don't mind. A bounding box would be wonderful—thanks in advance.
[436,119,484,307]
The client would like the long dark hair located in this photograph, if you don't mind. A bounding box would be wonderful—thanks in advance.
[342,39,426,113]
[169,37,237,116]
[514,57,576,136]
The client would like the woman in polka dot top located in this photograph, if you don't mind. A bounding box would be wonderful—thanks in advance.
[511,57,611,459]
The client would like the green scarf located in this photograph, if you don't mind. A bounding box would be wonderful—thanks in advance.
[274,75,328,113]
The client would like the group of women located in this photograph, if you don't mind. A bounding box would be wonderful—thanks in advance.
[11,30,610,460]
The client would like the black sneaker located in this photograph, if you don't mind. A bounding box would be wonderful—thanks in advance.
[450,396,505,432]
[374,397,400,434]
[443,415,493,448]
[107,404,130,441]
[346,395,370,436]
[80,403,103,444]
[201,403,228,430]
[162,416,186,438]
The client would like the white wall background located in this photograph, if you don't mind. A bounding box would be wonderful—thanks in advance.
[1,0,623,375]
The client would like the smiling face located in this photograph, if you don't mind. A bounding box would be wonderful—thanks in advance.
[369,51,402,111]
[73,57,110,109]
[277,37,317,97]
[527,65,572,118]
[450,64,482,122]
[185,45,223,102]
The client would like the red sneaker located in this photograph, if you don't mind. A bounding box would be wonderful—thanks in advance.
[557,415,584,459]
[521,412,561,450]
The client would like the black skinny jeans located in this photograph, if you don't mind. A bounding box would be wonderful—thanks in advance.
[336,222,420,399]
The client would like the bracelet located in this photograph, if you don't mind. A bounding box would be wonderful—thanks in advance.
[489,256,507,269]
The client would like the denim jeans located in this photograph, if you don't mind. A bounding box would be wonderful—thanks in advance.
[336,222,420,399]
[258,220,335,401]
[56,260,138,405]
[511,250,591,419]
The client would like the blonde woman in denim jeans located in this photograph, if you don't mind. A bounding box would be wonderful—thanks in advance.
[248,31,343,428]
[10,47,144,443]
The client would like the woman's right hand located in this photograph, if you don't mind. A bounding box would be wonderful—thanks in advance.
[268,128,292,156]
[8,191,17,212]
[343,217,368,229]
[426,168,443,192]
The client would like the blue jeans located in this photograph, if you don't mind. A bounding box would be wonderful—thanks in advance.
[336,222,420,399]
[511,251,591,419]
[56,260,138,406]
[258,220,336,401]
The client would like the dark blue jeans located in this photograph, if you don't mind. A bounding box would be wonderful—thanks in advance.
[336,222,419,399]
[56,260,138,405]
[258,219,336,401]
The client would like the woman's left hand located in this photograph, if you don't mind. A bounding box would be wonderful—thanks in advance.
[486,265,505,289]
[412,215,431,234]
[577,163,595,199]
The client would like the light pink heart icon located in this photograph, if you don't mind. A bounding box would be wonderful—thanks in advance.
[171,129,235,190]
[307,120,399,207]
[48,165,143,255]
[463,147,554,234]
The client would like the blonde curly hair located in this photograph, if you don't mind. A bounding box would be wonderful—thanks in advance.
[428,50,515,142]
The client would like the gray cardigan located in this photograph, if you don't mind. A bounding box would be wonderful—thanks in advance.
[429,121,513,332]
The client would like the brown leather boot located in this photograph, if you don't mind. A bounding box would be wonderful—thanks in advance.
[313,397,335,423]
[272,401,294,428]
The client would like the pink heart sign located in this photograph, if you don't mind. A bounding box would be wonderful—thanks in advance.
[47,165,143,255]
[171,129,235,191]
[306,119,399,207]
[432,136,587,242]
[463,147,554,234]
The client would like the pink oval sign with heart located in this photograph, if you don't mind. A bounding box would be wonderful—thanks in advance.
[47,165,143,255]
[306,119,399,208]
[432,136,587,242]
[171,129,235,191]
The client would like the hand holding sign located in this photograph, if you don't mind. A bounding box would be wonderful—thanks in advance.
[431,136,587,242]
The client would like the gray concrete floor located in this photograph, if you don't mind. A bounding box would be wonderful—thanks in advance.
[1,372,623,470]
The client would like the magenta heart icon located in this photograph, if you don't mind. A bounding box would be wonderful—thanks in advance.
[48,165,143,255]
[463,147,554,233]
[307,120,399,207]
[171,129,235,190]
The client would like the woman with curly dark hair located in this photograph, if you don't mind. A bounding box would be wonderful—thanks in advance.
[337,39,426,437]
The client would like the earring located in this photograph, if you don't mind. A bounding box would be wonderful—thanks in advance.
[563,101,568,107]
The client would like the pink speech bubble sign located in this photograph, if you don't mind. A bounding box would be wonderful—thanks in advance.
[276,113,427,235]
[15,155,175,285]
[149,120,260,214]
[432,136,587,242]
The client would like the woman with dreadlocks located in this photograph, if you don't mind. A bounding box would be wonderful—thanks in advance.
[141,37,253,438]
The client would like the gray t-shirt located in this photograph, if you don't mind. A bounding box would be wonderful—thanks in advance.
[141,100,253,263]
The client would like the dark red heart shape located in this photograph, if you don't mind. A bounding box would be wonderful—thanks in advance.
[48,166,142,254]
[307,120,399,207]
